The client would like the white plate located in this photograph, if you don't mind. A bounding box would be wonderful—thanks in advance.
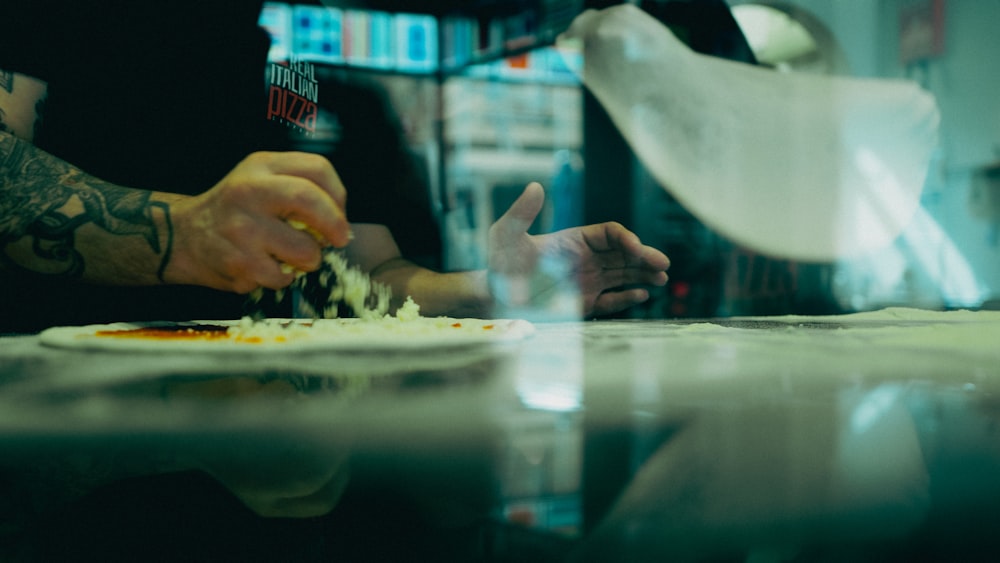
[39,317,536,354]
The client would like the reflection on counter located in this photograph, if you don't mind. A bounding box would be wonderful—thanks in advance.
[2,309,999,560]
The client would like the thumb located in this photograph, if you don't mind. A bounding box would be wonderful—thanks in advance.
[492,182,544,239]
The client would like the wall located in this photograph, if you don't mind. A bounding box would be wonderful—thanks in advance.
[878,0,1000,306]
[730,0,1000,307]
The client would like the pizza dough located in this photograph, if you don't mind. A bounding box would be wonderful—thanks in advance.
[559,5,939,261]
[38,313,535,354]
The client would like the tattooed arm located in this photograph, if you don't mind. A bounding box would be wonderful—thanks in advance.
[1,133,178,284]
[1,69,351,293]
[0,69,45,140]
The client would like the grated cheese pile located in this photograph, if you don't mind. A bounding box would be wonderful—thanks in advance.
[296,250,392,320]
[246,219,398,320]
[248,249,395,321]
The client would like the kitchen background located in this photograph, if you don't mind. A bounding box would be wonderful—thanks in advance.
[260,0,1000,319]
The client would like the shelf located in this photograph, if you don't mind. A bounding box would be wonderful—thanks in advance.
[314,0,541,18]
[262,0,582,76]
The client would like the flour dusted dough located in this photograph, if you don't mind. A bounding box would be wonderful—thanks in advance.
[560,5,939,261]
[39,309,536,354]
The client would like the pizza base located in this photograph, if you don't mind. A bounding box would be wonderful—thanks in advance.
[38,316,536,354]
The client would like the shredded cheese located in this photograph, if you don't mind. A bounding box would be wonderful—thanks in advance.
[244,220,418,322]
[248,246,409,322]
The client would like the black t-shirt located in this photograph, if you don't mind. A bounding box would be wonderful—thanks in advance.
[1,0,280,190]
[0,1,441,332]
[0,1,280,331]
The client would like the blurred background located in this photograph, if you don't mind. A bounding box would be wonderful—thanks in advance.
[261,0,1000,319]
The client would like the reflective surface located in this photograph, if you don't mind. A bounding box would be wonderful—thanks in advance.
[2,309,999,561]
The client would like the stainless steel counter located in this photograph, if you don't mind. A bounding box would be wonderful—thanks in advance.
[2,309,999,561]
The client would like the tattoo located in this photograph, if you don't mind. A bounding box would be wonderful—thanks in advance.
[0,134,170,280]
[11,209,85,277]
[151,201,173,283]
[0,70,11,93]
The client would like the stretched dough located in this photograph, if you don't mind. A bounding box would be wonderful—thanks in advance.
[560,5,939,262]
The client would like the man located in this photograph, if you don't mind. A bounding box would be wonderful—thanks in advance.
[0,0,669,333]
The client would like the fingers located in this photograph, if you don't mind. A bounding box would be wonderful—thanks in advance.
[581,221,671,272]
[252,153,351,248]
[264,151,348,211]
[492,182,545,240]
[236,217,337,292]
[217,250,296,294]
[168,152,354,293]
[589,262,668,289]
[588,247,671,283]
[202,444,352,519]
[590,287,652,317]
[230,463,351,518]
[265,221,324,270]
[567,222,670,317]
[248,176,344,246]
[565,222,669,292]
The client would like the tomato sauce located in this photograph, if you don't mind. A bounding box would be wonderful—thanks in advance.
[95,325,232,340]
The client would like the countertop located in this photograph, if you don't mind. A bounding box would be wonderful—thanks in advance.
[2,308,999,561]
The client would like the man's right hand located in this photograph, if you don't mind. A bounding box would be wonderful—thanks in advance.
[164,151,351,294]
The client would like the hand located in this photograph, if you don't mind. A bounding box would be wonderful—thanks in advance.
[488,183,670,317]
[201,446,351,519]
[165,152,351,293]
[164,375,353,518]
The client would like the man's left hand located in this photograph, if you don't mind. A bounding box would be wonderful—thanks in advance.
[488,182,670,317]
